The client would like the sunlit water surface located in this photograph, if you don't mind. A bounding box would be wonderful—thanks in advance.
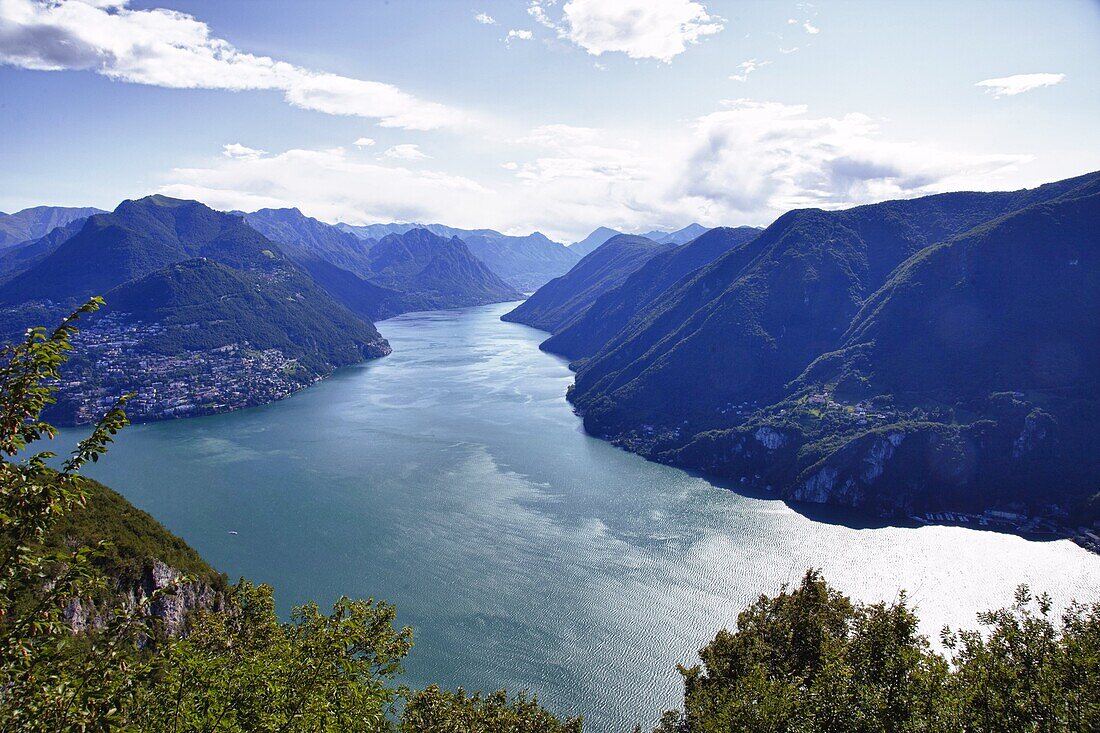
[76,302,1100,731]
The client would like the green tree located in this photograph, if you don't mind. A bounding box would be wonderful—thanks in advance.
[131,580,412,732]
[668,572,1099,733]
[943,586,1100,732]
[0,298,151,733]
[401,686,582,733]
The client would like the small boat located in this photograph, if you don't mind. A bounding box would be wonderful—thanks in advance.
[228,530,239,535]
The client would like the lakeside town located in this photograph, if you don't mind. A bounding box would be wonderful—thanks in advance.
[55,313,313,424]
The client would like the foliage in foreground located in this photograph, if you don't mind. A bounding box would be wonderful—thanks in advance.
[658,569,1100,733]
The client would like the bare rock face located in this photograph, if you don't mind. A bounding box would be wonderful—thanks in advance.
[63,560,225,637]
[139,560,226,636]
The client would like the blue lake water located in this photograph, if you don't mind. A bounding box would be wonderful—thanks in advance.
[77,302,1100,731]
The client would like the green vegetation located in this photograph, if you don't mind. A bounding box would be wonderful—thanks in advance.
[402,687,582,733]
[46,476,224,590]
[656,569,1100,733]
[555,172,1100,528]
[502,234,675,333]
[541,227,761,361]
[105,257,389,373]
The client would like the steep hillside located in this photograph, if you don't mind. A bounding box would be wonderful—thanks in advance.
[668,186,1100,522]
[564,171,1100,526]
[501,235,675,334]
[46,474,226,635]
[241,208,375,277]
[570,172,1100,439]
[541,226,760,360]
[0,205,104,249]
[0,216,90,284]
[105,258,389,370]
[48,476,224,589]
[0,195,284,305]
[363,228,522,318]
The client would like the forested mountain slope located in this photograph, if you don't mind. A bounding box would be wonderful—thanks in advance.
[501,234,675,333]
[541,226,761,360]
[563,171,1100,526]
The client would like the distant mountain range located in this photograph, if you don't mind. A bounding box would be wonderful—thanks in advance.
[0,205,104,249]
[338,221,579,291]
[509,172,1100,530]
[243,208,522,320]
[567,223,711,258]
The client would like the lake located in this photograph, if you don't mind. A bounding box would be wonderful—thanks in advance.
[77,302,1100,732]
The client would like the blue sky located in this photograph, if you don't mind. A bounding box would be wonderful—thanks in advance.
[1,0,1097,240]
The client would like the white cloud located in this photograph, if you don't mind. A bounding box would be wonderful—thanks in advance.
[353,137,376,148]
[382,144,429,161]
[507,29,534,43]
[779,46,800,54]
[159,147,491,228]
[803,21,819,34]
[159,102,1034,241]
[222,143,266,160]
[976,73,1065,98]
[527,1,555,29]
[529,0,723,63]
[0,0,459,129]
[677,99,1030,215]
[729,58,769,82]
[474,12,496,25]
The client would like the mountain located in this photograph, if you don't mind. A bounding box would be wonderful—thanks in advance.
[570,173,1100,437]
[540,226,761,361]
[568,224,712,258]
[0,195,391,424]
[339,221,577,291]
[673,184,1100,522]
[250,212,529,314]
[563,171,1100,524]
[501,234,675,334]
[568,226,622,258]
[0,216,92,284]
[240,208,376,277]
[361,228,523,318]
[337,221,415,240]
[0,205,105,249]
[639,223,712,245]
[0,195,293,305]
[237,208,404,321]
[104,257,389,372]
[448,231,579,292]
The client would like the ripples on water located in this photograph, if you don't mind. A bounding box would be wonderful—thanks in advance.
[77,302,1100,732]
